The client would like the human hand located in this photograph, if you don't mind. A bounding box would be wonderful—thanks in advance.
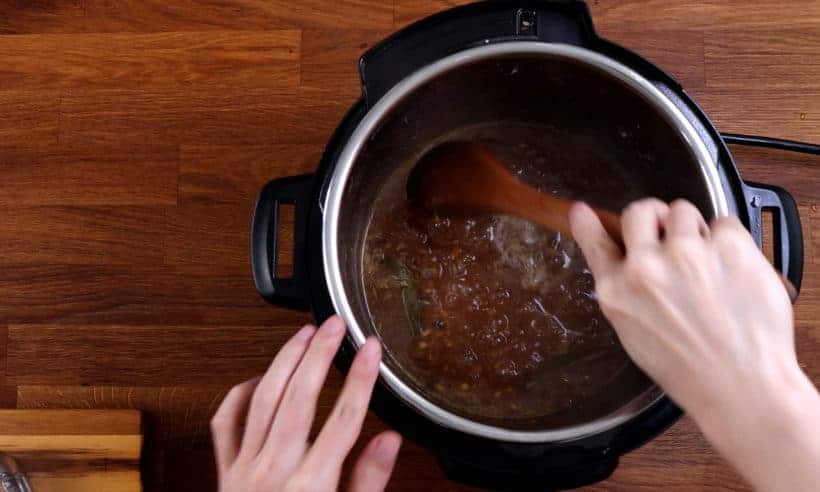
[569,199,820,492]
[568,199,798,418]
[211,315,401,492]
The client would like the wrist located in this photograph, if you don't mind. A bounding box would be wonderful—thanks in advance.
[693,363,820,492]
[695,358,818,449]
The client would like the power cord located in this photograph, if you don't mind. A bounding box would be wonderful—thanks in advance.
[721,133,820,156]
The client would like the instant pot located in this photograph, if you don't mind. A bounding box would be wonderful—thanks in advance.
[251,1,805,489]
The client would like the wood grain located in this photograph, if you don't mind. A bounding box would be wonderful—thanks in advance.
[394,0,471,27]
[731,148,820,205]
[0,264,308,326]
[811,210,820,261]
[164,203,256,275]
[179,143,324,204]
[0,207,167,266]
[589,0,820,31]
[300,29,392,96]
[5,324,304,386]
[0,92,60,147]
[0,0,394,33]
[81,0,394,33]
[59,88,351,147]
[16,380,352,447]
[27,472,142,492]
[689,88,820,142]
[0,0,84,34]
[0,409,141,491]
[0,1,818,491]
[0,325,16,408]
[0,144,178,206]
[18,385,234,450]
[0,30,299,92]
[705,27,820,90]
[597,29,706,89]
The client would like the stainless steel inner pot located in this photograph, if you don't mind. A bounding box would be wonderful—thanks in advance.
[323,42,728,443]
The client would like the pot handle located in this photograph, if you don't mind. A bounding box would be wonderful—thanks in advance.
[743,181,804,298]
[251,174,313,309]
[360,0,597,107]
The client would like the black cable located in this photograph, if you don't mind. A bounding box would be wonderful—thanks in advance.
[721,133,820,156]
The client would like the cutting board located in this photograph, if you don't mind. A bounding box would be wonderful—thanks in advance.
[0,409,142,492]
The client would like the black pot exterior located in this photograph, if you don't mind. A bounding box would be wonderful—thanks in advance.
[250,1,804,489]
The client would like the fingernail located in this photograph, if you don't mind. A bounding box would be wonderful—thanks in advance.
[296,324,315,341]
[372,432,401,465]
[360,338,381,368]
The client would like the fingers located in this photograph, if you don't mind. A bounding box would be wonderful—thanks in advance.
[710,214,748,241]
[666,199,708,239]
[710,215,756,255]
[300,338,382,481]
[210,376,261,477]
[568,202,622,277]
[621,198,669,247]
[621,198,669,249]
[349,432,402,492]
[239,324,316,460]
[710,214,797,302]
[260,315,347,469]
[710,214,761,265]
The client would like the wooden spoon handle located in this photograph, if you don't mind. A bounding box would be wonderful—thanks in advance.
[591,208,624,247]
[510,188,623,245]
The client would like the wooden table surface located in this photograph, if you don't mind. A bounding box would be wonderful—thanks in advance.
[0,1,817,490]
[0,409,142,491]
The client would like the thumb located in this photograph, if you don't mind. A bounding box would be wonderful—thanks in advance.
[568,202,621,277]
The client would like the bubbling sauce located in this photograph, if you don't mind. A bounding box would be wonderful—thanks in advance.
[363,123,650,425]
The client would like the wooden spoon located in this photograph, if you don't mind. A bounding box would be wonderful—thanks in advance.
[406,140,798,301]
[406,141,624,245]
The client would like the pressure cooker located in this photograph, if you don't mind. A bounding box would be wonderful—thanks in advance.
[250,1,804,489]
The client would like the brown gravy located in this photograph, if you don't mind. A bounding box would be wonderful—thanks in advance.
[363,123,651,427]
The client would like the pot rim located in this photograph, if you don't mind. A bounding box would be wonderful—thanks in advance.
[322,42,728,443]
